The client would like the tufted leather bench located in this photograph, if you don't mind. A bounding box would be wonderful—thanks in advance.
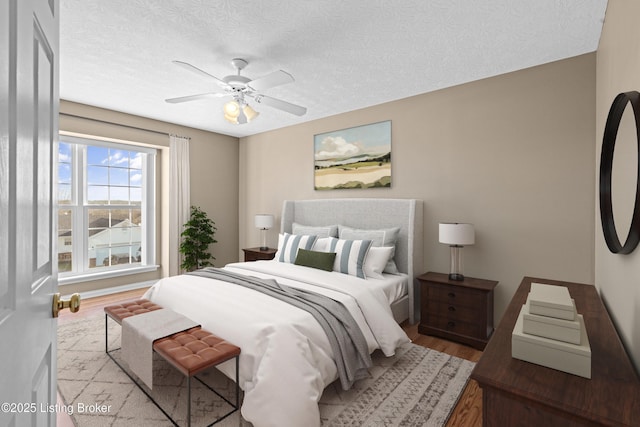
[103,299,241,426]
[154,327,241,426]
[104,299,163,324]
[104,298,164,364]
[104,299,164,357]
[154,327,241,377]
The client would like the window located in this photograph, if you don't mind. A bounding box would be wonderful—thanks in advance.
[57,135,156,279]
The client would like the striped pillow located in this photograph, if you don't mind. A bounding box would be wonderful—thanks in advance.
[275,233,318,264]
[327,238,372,279]
[338,225,401,274]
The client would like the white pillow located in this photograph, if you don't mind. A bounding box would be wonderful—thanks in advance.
[338,225,401,274]
[274,233,318,264]
[363,246,394,280]
[292,222,339,238]
[312,237,336,252]
[326,238,372,279]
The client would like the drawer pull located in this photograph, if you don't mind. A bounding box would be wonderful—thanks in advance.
[447,321,455,328]
[448,306,456,312]
[448,292,456,298]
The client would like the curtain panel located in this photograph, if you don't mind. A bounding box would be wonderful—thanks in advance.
[169,135,190,275]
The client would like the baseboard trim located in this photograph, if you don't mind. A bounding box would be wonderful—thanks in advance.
[61,280,156,300]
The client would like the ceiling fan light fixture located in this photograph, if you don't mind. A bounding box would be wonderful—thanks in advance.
[243,104,259,121]
[224,100,240,116]
[223,100,259,124]
[167,58,305,122]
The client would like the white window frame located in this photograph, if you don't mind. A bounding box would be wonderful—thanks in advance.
[57,134,157,284]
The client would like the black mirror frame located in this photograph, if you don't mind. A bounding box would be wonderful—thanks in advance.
[599,91,640,254]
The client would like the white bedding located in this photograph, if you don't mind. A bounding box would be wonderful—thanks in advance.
[143,261,409,427]
[250,260,408,305]
[362,268,408,305]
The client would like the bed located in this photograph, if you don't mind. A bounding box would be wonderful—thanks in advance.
[143,198,424,427]
[280,198,423,324]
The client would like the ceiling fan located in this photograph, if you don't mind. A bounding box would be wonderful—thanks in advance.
[165,58,307,124]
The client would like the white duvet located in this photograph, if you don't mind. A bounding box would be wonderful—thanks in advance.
[143,261,409,427]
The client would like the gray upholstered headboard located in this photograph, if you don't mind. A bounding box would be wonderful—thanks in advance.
[281,198,424,323]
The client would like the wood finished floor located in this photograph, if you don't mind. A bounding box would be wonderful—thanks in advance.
[58,288,483,427]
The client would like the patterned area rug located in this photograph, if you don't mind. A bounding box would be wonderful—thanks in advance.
[58,315,474,426]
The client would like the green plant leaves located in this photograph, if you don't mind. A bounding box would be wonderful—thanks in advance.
[179,205,217,271]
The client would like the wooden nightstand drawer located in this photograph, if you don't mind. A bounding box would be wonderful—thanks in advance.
[426,300,481,323]
[418,271,498,350]
[427,283,480,308]
[427,315,481,338]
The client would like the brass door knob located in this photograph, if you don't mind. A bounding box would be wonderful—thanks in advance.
[52,292,81,318]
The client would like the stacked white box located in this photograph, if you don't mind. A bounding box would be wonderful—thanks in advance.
[528,283,576,320]
[512,283,591,378]
[522,300,582,344]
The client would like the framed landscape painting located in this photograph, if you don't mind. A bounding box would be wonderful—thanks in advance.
[314,120,391,190]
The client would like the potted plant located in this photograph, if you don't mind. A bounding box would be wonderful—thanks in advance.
[179,205,217,271]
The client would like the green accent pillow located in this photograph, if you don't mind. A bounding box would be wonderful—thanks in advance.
[294,248,336,272]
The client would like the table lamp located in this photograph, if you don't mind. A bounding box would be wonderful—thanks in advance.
[254,214,274,251]
[439,222,475,281]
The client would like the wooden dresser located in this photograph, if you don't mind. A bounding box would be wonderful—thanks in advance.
[471,276,640,426]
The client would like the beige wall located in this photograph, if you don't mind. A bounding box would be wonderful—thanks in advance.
[595,1,640,371]
[240,54,596,324]
[59,101,239,295]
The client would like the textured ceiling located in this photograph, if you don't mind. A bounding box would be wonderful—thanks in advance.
[60,0,608,138]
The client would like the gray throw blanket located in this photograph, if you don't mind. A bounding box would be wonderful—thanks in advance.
[188,267,372,390]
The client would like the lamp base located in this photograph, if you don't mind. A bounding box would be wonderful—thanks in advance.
[449,245,465,282]
[259,228,269,252]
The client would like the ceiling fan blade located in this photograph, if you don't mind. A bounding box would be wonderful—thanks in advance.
[165,92,227,104]
[254,95,307,116]
[172,60,230,90]
[248,70,295,92]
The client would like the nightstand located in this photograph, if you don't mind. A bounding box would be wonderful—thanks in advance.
[417,271,498,350]
[242,247,277,262]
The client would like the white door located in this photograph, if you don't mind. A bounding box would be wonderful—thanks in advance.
[0,0,60,426]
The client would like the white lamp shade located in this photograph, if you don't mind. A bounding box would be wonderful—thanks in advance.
[439,223,475,246]
[255,214,274,230]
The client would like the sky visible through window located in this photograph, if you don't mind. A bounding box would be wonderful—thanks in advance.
[58,143,143,205]
[57,141,146,272]
[58,142,72,204]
